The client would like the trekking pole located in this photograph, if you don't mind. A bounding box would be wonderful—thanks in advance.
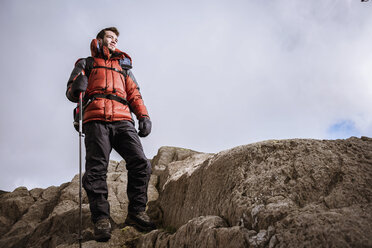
[78,92,83,248]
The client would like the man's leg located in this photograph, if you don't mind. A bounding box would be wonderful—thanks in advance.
[112,121,151,212]
[112,121,155,230]
[83,121,112,224]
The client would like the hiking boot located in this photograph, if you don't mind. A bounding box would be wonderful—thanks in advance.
[124,211,156,232]
[94,218,111,242]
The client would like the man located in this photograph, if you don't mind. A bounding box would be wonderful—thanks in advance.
[66,27,155,242]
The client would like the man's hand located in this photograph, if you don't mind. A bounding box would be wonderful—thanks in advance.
[71,74,88,97]
[138,118,152,137]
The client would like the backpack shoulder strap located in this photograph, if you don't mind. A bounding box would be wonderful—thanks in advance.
[119,57,132,78]
[85,56,94,78]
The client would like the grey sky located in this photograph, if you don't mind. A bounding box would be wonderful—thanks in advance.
[0,0,371,191]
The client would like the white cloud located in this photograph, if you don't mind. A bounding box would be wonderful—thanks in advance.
[0,0,371,191]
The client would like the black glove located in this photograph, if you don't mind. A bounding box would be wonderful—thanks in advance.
[71,74,88,97]
[138,118,152,137]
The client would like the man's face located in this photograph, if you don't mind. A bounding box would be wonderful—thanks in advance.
[98,30,118,53]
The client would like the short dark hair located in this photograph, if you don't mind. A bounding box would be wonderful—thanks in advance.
[96,27,120,39]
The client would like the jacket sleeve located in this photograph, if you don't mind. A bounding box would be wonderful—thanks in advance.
[66,59,87,103]
[125,70,150,120]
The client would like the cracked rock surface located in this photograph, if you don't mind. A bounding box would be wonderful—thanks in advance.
[142,137,372,248]
[1,137,371,247]
[0,160,158,248]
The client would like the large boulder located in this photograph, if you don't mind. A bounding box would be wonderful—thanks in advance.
[139,137,372,247]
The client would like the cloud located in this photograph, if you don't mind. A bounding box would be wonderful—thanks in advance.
[0,0,371,191]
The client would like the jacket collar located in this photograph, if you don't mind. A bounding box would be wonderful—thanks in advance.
[90,39,132,62]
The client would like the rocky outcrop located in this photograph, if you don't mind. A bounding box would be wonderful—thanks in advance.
[0,160,158,248]
[1,137,371,247]
[141,137,372,247]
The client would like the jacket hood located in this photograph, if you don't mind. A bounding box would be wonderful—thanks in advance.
[90,39,132,62]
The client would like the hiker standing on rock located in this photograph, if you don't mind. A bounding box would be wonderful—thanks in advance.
[66,27,156,242]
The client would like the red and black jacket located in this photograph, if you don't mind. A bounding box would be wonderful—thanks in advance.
[66,39,149,123]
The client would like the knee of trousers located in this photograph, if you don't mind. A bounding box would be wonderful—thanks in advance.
[82,171,108,194]
[126,157,152,175]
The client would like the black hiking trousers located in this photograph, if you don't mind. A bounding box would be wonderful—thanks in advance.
[82,120,151,223]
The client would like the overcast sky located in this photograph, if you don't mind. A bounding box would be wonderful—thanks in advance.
[0,0,371,192]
